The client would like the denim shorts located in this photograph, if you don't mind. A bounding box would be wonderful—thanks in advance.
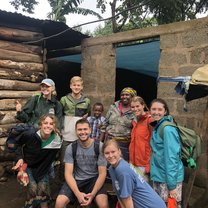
[59,176,107,204]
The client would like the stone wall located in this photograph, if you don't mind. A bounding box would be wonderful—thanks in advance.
[81,17,208,207]
[81,44,116,112]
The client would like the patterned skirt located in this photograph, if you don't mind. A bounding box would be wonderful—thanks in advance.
[153,181,182,208]
[24,168,50,208]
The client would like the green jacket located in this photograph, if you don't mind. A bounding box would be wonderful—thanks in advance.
[16,94,63,129]
[60,93,91,117]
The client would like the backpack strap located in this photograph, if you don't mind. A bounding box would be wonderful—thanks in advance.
[72,140,100,164]
[94,140,100,159]
[72,140,78,163]
[159,121,177,138]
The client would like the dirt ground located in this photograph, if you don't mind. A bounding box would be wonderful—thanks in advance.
[0,175,27,208]
[0,174,117,208]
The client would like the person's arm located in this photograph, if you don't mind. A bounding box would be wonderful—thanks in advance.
[99,108,112,141]
[119,196,134,208]
[15,96,38,123]
[163,126,181,190]
[84,165,107,205]
[64,163,88,205]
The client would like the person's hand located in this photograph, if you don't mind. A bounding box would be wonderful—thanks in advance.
[82,193,94,206]
[15,100,22,112]
[12,159,24,171]
[76,192,88,206]
[169,188,177,198]
[82,113,88,119]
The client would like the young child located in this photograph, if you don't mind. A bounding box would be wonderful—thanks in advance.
[87,102,106,140]
[60,76,91,161]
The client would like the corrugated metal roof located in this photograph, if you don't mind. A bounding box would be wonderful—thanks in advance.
[0,10,89,58]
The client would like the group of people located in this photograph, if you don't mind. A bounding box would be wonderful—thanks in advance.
[11,75,184,208]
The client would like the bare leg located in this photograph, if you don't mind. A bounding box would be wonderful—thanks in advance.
[95,194,109,208]
[55,194,70,208]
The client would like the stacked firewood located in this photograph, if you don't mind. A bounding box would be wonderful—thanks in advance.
[0,25,46,178]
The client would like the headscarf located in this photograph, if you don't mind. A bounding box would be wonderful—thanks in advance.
[120,87,137,97]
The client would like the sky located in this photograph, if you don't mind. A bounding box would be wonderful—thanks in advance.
[1,0,112,32]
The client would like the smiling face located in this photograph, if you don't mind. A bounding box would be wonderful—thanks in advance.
[103,142,121,167]
[131,101,145,117]
[70,81,83,96]
[120,92,132,106]
[150,101,167,121]
[40,116,55,139]
[40,84,53,98]
[76,122,91,142]
[93,105,103,118]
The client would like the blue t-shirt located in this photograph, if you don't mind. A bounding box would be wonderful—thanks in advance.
[109,159,166,208]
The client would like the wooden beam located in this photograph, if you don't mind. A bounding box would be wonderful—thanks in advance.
[0,98,29,111]
[0,48,42,63]
[48,46,81,58]
[0,26,44,43]
[0,60,44,72]
[0,90,38,98]
[0,67,45,82]
[0,111,16,125]
[0,124,13,137]
[0,79,39,91]
[0,40,42,55]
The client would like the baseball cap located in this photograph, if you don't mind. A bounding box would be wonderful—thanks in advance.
[40,78,55,87]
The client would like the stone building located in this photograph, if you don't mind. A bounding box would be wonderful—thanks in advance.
[0,9,207,207]
[80,16,208,207]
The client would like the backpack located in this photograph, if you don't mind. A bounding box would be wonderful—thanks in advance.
[6,123,36,153]
[71,140,100,164]
[159,121,201,169]
[6,94,42,153]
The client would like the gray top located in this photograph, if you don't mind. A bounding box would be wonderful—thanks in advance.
[64,140,107,180]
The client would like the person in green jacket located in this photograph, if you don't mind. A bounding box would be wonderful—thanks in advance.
[60,76,91,162]
[15,78,63,130]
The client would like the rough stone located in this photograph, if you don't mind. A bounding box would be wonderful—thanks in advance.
[181,28,208,48]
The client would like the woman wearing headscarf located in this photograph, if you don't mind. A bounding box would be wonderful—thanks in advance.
[100,87,137,161]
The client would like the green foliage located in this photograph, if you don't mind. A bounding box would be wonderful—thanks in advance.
[96,0,208,32]
[10,0,38,13]
[93,21,113,37]
[137,0,208,24]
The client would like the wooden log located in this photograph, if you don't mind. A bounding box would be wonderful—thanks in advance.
[0,26,44,43]
[0,111,17,125]
[0,151,15,161]
[0,40,42,55]
[0,90,39,99]
[0,67,45,82]
[0,60,44,72]
[0,138,6,146]
[0,124,13,138]
[0,99,28,110]
[0,79,39,91]
[0,48,42,63]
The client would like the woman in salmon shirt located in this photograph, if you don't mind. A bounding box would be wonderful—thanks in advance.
[129,96,153,181]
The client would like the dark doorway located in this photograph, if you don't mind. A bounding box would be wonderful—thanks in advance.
[47,59,81,100]
[116,69,157,107]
